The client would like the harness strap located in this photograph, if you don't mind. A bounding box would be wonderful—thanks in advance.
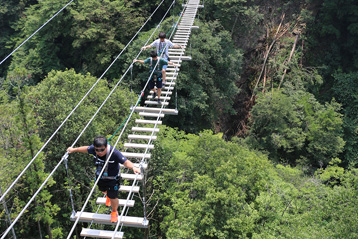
[158,40,169,59]
[150,57,161,73]
[95,145,121,180]
[103,144,110,176]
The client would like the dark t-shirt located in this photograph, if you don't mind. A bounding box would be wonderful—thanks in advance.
[87,145,127,177]
[144,57,169,72]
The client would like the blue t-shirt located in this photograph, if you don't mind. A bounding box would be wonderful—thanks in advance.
[88,145,127,177]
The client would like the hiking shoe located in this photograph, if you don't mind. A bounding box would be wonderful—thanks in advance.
[110,211,118,223]
[105,196,111,207]
[152,91,156,99]
[157,98,161,104]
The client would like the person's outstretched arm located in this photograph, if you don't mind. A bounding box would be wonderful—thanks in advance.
[173,44,184,49]
[141,44,153,51]
[67,146,88,154]
[168,61,180,67]
[133,59,145,64]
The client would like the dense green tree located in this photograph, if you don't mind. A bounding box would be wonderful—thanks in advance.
[167,21,242,133]
[148,128,272,238]
[247,89,344,167]
[0,0,37,76]
[25,68,136,233]
[307,0,358,73]
[0,69,61,238]
[147,127,358,238]
[6,0,155,82]
[332,71,358,165]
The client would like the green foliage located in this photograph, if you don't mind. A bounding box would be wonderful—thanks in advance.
[0,70,60,237]
[69,0,146,76]
[306,0,358,79]
[6,0,153,82]
[148,127,358,238]
[149,128,272,238]
[316,158,344,185]
[332,71,358,165]
[7,0,74,82]
[25,68,134,233]
[0,0,37,76]
[165,21,242,133]
[201,0,263,45]
[247,89,344,167]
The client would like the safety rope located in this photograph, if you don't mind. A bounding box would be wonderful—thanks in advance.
[110,2,194,238]
[130,65,134,108]
[64,156,76,216]
[0,0,168,237]
[112,1,195,237]
[0,0,75,66]
[67,1,177,237]
[107,96,141,142]
[0,0,165,205]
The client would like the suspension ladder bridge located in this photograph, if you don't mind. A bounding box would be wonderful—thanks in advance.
[70,0,202,238]
[0,0,203,238]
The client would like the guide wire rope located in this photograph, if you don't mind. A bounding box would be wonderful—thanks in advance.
[110,3,191,238]
[66,1,176,237]
[0,0,75,66]
[0,1,168,237]
[0,0,166,204]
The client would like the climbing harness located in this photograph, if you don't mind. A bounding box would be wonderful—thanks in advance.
[94,145,121,181]
[149,57,164,79]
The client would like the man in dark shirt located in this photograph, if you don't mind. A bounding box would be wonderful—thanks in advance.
[67,136,141,223]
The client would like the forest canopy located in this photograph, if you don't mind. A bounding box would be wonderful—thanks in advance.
[1,0,358,238]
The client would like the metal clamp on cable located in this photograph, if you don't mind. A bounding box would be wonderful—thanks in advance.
[62,152,69,168]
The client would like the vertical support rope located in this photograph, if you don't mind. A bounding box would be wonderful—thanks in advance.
[130,65,134,108]
[67,2,177,235]
[0,0,167,205]
[175,86,178,111]
[64,157,76,216]
[0,186,17,239]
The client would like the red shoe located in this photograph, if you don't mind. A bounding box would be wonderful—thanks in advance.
[110,211,118,223]
[105,196,111,207]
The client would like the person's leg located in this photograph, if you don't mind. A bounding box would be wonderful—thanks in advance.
[107,184,120,223]
[162,65,167,83]
[157,78,163,103]
[101,190,111,206]
[110,198,119,213]
[151,88,156,99]
[98,182,111,206]
[157,88,162,99]
[149,80,156,99]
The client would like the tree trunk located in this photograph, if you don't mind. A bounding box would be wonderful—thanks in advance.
[278,34,299,90]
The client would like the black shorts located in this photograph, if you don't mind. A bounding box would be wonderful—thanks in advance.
[149,78,162,89]
[97,179,119,199]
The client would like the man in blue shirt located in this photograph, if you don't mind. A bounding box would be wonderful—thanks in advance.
[134,51,179,103]
[67,136,140,223]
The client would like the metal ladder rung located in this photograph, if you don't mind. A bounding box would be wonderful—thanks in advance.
[135,119,162,125]
[128,134,157,140]
[80,228,123,239]
[96,198,136,207]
